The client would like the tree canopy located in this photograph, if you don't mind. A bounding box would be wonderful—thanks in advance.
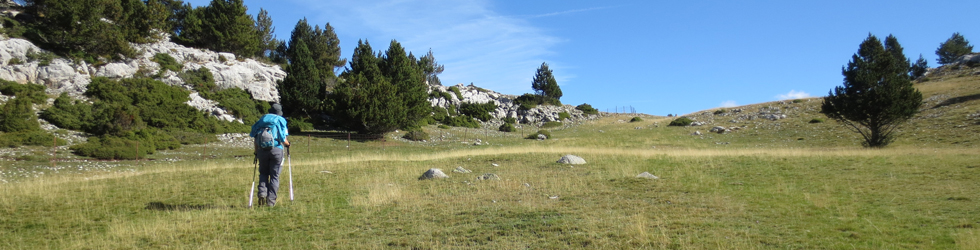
[935,32,973,65]
[531,62,562,100]
[821,34,922,148]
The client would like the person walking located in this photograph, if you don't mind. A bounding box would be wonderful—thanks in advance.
[250,103,290,207]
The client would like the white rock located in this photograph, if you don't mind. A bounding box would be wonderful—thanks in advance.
[636,172,659,179]
[418,168,449,180]
[557,154,586,164]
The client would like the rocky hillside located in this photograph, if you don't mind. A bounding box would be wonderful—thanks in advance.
[428,84,598,127]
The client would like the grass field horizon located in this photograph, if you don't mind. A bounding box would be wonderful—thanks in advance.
[2,72,979,248]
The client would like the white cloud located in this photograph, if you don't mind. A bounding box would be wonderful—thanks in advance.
[720,100,737,107]
[775,90,811,100]
[290,0,562,95]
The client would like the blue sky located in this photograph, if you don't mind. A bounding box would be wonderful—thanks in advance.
[185,0,978,115]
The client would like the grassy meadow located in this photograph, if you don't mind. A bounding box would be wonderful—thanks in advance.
[2,74,980,249]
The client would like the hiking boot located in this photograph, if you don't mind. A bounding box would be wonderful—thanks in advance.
[257,195,267,207]
[267,198,276,207]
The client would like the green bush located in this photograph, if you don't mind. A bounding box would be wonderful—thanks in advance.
[541,121,562,129]
[459,102,497,122]
[630,117,643,122]
[713,109,726,115]
[525,130,551,139]
[287,117,315,133]
[0,130,67,148]
[181,68,218,95]
[668,117,694,126]
[441,115,479,128]
[0,96,41,132]
[403,130,429,141]
[179,68,269,124]
[70,136,153,160]
[576,103,599,115]
[7,57,22,65]
[25,49,56,66]
[449,86,463,100]
[792,99,804,103]
[514,93,561,111]
[0,80,48,104]
[498,123,516,132]
[437,124,450,129]
[502,117,517,124]
[40,93,92,131]
[809,118,824,124]
[0,16,26,38]
[152,53,182,75]
[558,112,571,121]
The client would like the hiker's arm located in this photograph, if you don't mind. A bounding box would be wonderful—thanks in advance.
[283,138,290,147]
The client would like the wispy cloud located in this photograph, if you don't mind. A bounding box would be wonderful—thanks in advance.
[287,0,561,95]
[527,6,616,18]
[775,90,811,100]
[720,100,737,107]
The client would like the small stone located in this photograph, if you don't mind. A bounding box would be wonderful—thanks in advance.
[476,173,500,180]
[537,134,547,140]
[319,170,333,174]
[418,168,449,180]
[452,166,472,173]
[636,172,659,179]
[491,163,499,167]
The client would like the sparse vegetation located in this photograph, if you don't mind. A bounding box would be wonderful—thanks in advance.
[629,117,643,122]
[498,123,516,132]
[713,109,726,115]
[525,129,551,139]
[809,118,824,123]
[402,130,429,141]
[541,121,562,129]
[576,103,599,115]
[152,53,182,75]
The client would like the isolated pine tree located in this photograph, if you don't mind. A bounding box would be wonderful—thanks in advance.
[418,49,445,86]
[330,40,402,134]
[822,34,922,148]
[253,8,277,58]
[531,62,562,100]
[911,54,929,79]
[935,32,974,65]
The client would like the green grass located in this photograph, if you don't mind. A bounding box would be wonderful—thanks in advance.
[1,73,979,248]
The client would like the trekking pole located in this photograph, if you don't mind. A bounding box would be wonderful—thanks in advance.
[248,156,258,208]
[287,146,293,201]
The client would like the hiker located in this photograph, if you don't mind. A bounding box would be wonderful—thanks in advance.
[250,103,290,207]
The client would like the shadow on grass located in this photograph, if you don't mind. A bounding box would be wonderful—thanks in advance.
[932,93,980,109]
[145,202,217,211]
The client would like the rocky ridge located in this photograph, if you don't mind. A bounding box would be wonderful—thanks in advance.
[428,84,600,127]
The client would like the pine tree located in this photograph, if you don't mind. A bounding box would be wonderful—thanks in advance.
[531,62,562,100]
[254,8,277,58]
[381,40,429,129]
[821,34,922,148]
[911,54,929,79]
[0,96,41,132]
[277,39,323,116]
[936,32,974,65]
[418,49,445,86]
[330,40,403,133]
[173,0,260,57]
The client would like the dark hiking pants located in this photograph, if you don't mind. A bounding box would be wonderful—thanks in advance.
[257,147,284,205]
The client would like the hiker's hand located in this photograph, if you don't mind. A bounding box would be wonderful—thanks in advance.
[283,139,290,147]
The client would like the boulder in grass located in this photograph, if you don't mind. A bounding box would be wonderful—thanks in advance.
[557,154,586,164]
[636,172,659,179]
[477,173,500,181]
[418,168,449,180]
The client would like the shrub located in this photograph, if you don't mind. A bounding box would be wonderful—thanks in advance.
[669,117,694,126]
[525,129,551,139]
[152,53,182,75]
[441,115,480,128]
[438,90,453,101]
[25,49,56,66]
[70,136,153,160]
[181,68,218,95]
[713,109,726,115]
[0,16,26,38]
[431,106,449,122]
[449,86,463,100]
[576,103,598,115]
[459,102,497,122]
[503,117,517,124]
[809,118,824,124]
[630,117,643,122]
[0,96,41,132]
[403,130,429,141]
[437,124,450,129]
[541,121,562,129]
[498,123,516,132]
[0,130,67,148]
[0,80,47,104]
[558,112,571,121]
[180,68,269,124]
[792,99,804,103]
[287,117,315,133]
[41,93,92,130]
[7,57,21,65]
